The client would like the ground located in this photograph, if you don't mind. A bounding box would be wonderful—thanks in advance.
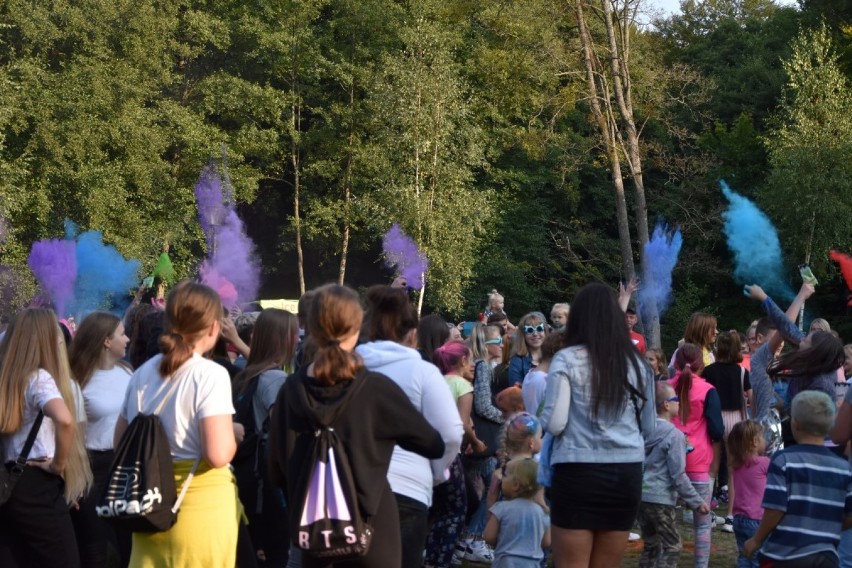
[462,503,741,567]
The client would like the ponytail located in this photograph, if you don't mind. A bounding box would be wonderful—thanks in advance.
[308,284,365,386]
[313,337,363,386]
[159,282,223,377]
[673,343,704,423]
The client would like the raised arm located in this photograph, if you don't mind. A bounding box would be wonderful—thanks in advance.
[618,278,638,312]
[744,285,805,346]
[784,282,815,323]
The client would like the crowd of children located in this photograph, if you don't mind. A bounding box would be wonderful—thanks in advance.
[1,278,852,568]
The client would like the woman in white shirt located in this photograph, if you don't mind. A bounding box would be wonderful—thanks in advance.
[0,308,92,568]
[114,281,238,568]
[68,311,133,567]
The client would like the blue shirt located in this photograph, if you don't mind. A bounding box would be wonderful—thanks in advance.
[760,444,852,561]
[490,498,549,566]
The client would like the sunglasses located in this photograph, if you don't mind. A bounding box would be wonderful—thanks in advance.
[523,324,546,335]
[666,396,679,402]
[484,338,503,346]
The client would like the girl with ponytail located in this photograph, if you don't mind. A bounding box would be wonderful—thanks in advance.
[114,281,239,568]
[0,308,92,567]
[668,343,724,568]
[270,284,447,568]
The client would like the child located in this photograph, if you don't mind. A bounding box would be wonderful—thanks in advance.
[484,457,551,568]
[495,385,525,417]
[485,289,505,319]
[639,382,710,568]
[550,303,569,331]
[727,420,769,568]
[744,391,852,566]
[487,413,545,510]
[645,348,669,381]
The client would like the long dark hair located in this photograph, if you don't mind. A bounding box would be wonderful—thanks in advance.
[362,285,418,343]
[234,309,298,393]
[418,314,450,362]
[767,330,844,380]
[564,283,645,421]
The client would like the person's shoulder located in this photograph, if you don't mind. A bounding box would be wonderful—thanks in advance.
[184,355,231,385]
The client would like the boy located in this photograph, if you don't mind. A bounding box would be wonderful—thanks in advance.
[550,303,569,331]
[638,382,710,567]
[744,391,852,567]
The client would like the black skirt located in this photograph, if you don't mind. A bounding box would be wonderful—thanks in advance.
[549,462,643,531]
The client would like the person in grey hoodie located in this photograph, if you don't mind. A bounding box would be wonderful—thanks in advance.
[639,382,709,568]
[356,285,463,568]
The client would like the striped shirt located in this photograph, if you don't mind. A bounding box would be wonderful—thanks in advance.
[760,444,852,561]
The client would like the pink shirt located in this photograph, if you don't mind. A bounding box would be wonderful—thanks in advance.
[732,456,770,520]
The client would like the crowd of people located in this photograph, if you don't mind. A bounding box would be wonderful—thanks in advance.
[0,277,852,568]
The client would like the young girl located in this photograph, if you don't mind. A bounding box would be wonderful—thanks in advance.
[485,289,505,319]
[668,343,724,568]
[232,308,298,566]
[68,312,133,568]
[487,413,545,510]
[644,348,669,381]
[727,420,769,568]
[116,281,239,568]
[424,340,484,568]
[0,308,92,567]
[550,304,569,331]
[484,457,551,568]
[508,312,548,386]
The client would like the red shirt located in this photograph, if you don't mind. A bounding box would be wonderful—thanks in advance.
[630,330,646,353]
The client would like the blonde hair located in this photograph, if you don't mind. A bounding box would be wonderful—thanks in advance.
[809,318,831,333]
[727,420,764,469]
[0,309,92,503]
[487,289,504,310]
[551,303,570,318]
[499,412,540,467]
[512,312,547,357]
[504,457,540,499]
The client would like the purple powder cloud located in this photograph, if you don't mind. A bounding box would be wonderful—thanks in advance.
[382,224,428,290]
[27,239,77,316]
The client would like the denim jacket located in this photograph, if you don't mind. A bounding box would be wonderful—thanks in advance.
[540,345,656,464]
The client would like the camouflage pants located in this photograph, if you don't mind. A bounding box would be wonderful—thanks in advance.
[637,502,682,568]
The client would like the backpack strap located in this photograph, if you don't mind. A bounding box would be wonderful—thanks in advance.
[11,411,44,473]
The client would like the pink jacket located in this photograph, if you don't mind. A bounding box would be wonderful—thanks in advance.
[669,373,715,476]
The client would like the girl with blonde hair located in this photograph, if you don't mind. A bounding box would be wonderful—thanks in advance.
[115,281,238,568]
[0,308,92,567]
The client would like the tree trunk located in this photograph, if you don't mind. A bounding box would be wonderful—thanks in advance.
[290,31,305,296]
[576,0,635,281]
[338,64,355,285]
[600,0,659,347]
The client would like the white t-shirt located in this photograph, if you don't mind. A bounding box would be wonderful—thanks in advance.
[82,366,132,450]
[120,354,235,461]
[1,370,62,463]
[522,369,548,417]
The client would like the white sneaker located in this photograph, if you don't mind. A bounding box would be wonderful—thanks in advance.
[721,522,734,533]
[628,532,641,542]
[464,538,495,563]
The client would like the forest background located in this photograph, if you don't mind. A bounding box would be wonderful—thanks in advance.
[0,0,850,353]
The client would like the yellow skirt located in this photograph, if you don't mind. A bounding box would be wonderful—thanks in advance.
[129,460,240,568]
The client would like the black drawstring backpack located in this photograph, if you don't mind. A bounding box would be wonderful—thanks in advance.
[290,374,373,560]
[97,360,202,533]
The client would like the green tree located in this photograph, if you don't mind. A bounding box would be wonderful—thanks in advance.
[760,23,852,271]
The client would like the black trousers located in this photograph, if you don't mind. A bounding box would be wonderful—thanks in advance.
[70,450,131,568]
[0,464,80,568]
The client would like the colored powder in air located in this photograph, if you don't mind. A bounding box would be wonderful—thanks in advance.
[382,224,429,290]
[720,180,794,301]
[70,229,140,315]
[27,239,77,316]
[194,166,261,307]
[637,222,682,323]
[829,250,852,291]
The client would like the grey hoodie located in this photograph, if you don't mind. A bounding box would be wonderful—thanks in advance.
[355,340,463,507]
[641,417,704,509]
